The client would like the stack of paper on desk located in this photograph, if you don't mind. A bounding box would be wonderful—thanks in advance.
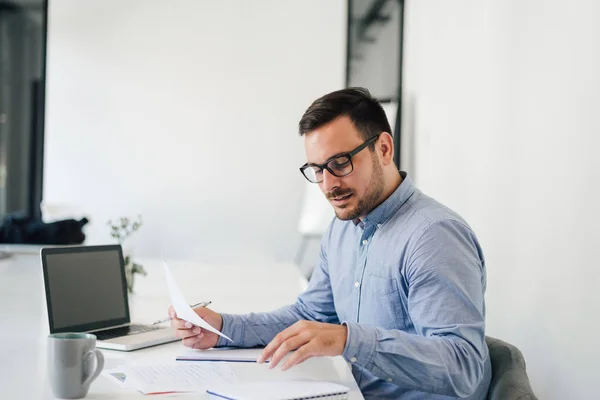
[121,363,237,394]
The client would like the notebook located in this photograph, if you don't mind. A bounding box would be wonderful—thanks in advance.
[205,380,349,400]
[176,348,267,363]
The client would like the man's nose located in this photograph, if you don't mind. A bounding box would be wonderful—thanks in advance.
[320,169,341,193]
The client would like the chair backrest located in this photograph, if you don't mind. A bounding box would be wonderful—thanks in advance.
[485,336,538,400]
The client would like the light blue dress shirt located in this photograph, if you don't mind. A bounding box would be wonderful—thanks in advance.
[217,172,491,399]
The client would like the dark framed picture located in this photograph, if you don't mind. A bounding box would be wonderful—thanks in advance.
[346,0,404,167]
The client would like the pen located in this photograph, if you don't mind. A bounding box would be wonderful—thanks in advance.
[151,301,212,325]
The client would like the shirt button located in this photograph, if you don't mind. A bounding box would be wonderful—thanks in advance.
[354,281,360,288]
[377,223,382,228]
[362,239,369,245]
[350,357,358,363]
[387,378,393,382]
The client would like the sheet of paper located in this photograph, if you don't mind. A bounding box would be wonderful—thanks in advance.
[162,260,232,342]
[124,363,237,394]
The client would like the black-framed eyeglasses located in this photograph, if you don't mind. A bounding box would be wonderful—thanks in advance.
[299,134,381,183]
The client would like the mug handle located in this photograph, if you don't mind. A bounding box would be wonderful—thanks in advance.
[82,349,105,387]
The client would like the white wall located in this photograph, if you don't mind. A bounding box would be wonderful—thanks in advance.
[403,0,600,398]
[44,0,346,263]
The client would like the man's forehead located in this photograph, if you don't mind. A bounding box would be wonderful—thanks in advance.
[304,118,362,164]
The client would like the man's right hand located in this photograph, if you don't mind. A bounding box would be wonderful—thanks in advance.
[168,305,223,349]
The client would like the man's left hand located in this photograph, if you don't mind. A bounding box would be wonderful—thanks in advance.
[257,320,347,371]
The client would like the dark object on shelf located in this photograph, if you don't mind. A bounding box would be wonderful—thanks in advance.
[0,214,89,245]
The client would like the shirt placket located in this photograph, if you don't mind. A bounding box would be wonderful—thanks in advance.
[355,222,376,323]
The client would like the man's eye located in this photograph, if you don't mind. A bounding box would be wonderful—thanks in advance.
[331,158,350,169]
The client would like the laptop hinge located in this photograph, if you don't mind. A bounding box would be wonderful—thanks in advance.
[87,322,131,333]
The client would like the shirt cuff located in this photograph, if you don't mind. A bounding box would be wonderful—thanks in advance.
[216,313,244,347]
[342,321,377,369]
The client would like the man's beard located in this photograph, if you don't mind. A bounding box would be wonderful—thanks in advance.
[330,155,385,221]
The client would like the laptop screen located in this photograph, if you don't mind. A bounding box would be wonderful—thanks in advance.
[42,245,130,333]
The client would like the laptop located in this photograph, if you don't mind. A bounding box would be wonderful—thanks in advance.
[41,244,178,351]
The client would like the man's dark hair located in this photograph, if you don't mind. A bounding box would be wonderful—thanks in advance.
[298,87,392,146]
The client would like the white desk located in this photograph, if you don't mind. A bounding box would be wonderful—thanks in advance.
[0,254,363,399]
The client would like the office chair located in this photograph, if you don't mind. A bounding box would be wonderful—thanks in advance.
[485,336,538,400]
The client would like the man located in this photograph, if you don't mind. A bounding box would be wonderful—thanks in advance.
[169,88,492,399]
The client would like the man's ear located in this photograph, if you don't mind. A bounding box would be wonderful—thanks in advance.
[378,132,394,165]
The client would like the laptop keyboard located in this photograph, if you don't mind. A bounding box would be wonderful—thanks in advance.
[93,324,161,341]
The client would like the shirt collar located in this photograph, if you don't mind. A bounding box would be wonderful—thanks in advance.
[353,171,415,228]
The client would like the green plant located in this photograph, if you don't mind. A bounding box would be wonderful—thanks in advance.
[107,215,146,293]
